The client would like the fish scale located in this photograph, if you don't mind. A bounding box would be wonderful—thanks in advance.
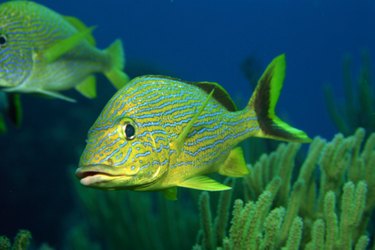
[77,55,311,199]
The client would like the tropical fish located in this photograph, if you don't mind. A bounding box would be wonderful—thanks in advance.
[76,54,311,200]
[0,1,129,102]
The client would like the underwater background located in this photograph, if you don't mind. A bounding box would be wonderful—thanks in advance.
[1,0,375,249]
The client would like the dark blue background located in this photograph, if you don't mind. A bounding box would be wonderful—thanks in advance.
[45,0,375,138]
[1,0,374,247]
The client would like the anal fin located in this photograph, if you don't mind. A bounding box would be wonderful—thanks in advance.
[75,75,97,99]
[218,147,249,177]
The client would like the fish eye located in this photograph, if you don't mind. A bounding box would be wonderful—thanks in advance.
[118,117,137,140]
[0,34,7,48]
[123,123,136,140]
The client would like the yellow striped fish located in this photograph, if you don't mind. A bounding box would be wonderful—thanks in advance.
[0,1,128,102]
[76,54,311,200]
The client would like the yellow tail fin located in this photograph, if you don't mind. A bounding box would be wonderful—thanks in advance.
[104,39,129,89]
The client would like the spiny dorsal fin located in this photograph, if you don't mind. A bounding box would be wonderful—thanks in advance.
[141,75,237,111]
[178,176,231,191]
[171,89,214,156]
[218,147,249,177]
[64,16,96,46]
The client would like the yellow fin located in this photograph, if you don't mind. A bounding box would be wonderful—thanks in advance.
[104,39,129,89]
[43,26,96,63]
[171,89,214,157]
[162,187,178,200]
[218,147,249,177]
[64,16,96,46]
[178,176,231,191]
[75,75,97,99]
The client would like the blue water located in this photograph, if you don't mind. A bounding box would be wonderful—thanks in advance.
[48,0,375,139]
[1,0,374,248]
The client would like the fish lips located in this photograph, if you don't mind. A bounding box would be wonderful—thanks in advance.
[75,164,126,187]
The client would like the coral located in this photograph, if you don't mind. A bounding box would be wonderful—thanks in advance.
[194,128,375,249]
[0,230,31,250]
[0,236,11,250]
[324,52,375,135]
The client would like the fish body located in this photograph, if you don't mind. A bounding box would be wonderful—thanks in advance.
[76,55,311,199]
[0,1,128,102]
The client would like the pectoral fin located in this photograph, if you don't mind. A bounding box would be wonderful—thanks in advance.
[7,93,22,128]
[43,26,96,63]
[178,176,231,191]
[171,89,214,156]
[218,147,249,177]
[75,75,97,99]
[162,187,178,200]
[36,89,76,103]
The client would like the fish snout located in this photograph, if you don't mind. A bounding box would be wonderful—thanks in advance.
[75,164,124,187]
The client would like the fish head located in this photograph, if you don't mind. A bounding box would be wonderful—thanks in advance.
[0,2,34,88]
[76,115,171,190]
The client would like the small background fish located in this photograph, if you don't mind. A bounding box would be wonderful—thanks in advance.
[76,55,311,200]
[0,1,128,102]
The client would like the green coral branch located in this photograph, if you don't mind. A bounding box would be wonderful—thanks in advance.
[70,179,199,250]
[194,128,375,250]
[324,52,375,135]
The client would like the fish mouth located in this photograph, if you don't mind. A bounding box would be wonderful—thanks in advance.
[75,164,126,187]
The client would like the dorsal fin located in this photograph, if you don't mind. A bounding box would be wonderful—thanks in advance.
[143,75,237,111]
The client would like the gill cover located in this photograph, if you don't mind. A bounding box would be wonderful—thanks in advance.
[79,116,171,190]
[0,2,39,88]
[115,116,171,189]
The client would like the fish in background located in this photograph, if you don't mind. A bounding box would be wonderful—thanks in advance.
[0,1,129,129]
[76,54,311,200]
